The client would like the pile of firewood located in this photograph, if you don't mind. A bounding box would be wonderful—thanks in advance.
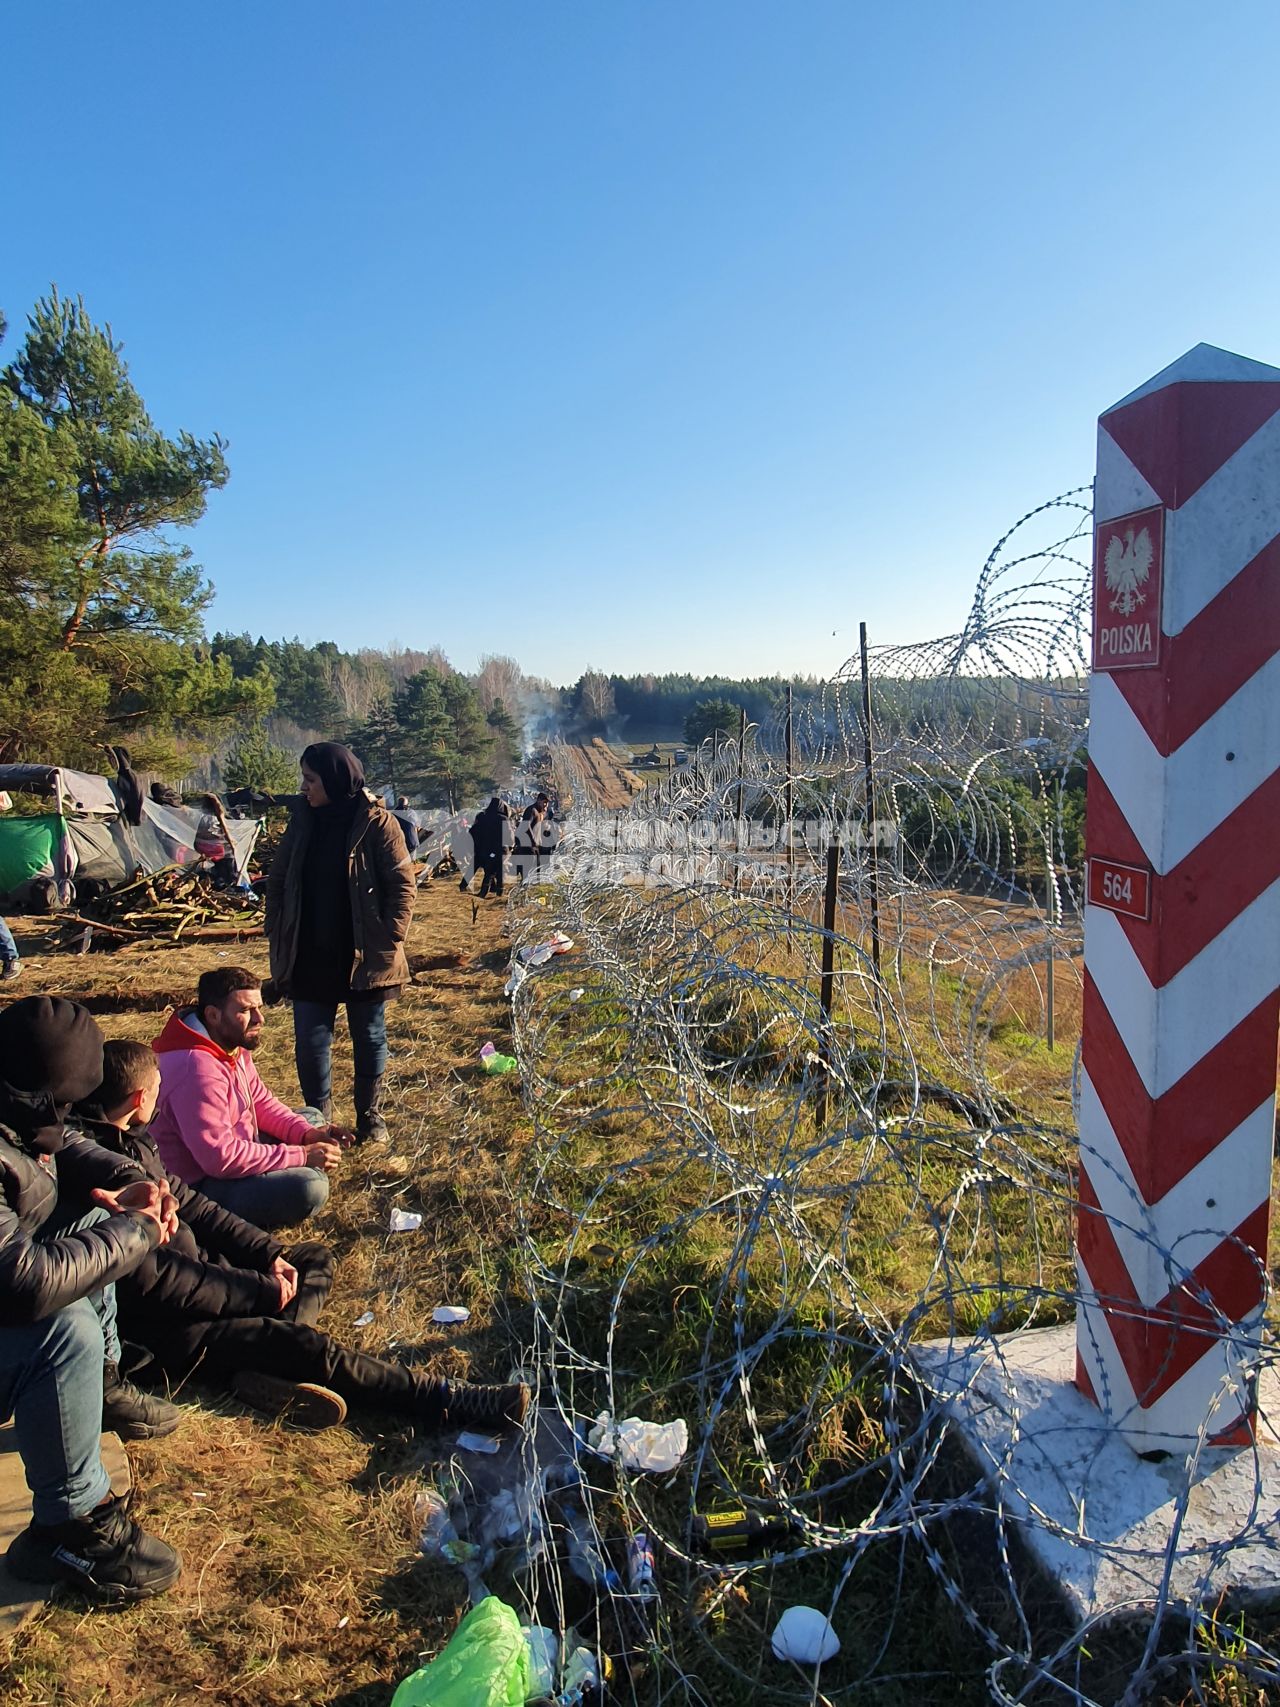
[57,866,265,952]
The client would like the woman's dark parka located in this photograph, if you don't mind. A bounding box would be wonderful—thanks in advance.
[264,792,415,998]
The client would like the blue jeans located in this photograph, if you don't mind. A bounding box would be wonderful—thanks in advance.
[0,1208,120,1524]
[0,916,18,965]
[292,999,388,1108]
[197,1166,329,1232]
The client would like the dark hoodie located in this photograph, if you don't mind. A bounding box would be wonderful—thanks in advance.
[72,1111,285,1323]
[0,997,152,1325]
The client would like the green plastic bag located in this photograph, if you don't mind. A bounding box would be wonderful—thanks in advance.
[390,1596,531,1707]
[481,1052,518,1075]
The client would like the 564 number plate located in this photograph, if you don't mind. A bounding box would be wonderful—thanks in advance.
[1088,857,1152,921]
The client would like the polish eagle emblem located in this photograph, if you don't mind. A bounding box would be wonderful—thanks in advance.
[1104,525,1153,615]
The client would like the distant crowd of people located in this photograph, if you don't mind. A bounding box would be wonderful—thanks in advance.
[465,791,557,899]
[0,741,530,1605]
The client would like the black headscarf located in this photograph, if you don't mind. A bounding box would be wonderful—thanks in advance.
[292,745,366,1001]
[0,996,105,1152]
[301,742,365,806]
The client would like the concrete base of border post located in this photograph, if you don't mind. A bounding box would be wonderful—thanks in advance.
[912,1325,1280,1627]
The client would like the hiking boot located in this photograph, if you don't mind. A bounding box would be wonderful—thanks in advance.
[7,1493,181,1603]
[102,1362,181,1440]
[230,1369,348,1431]
[425,1380,530,1432]
[353,1074,389,1144]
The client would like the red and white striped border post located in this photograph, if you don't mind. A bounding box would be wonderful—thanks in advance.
[1078,344,1280,1453]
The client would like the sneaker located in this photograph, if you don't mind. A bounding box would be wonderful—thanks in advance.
[1,960,20,982]
[440,1380,530,1432]
[102,1362,181,1440]
[7,1493,181,1603]
[230,1369,348,1431]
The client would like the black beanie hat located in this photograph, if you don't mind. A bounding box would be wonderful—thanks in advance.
[0,996,105,1106]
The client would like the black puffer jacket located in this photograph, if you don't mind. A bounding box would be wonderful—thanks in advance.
[73,1117,285,1322]
[0,1120,155,1326]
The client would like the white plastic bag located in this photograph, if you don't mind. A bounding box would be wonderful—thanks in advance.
[771,1605,840,1665]
[588,1412,688,1472]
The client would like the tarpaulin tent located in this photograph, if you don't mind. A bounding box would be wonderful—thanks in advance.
[0,767,261,905]
[0,814,69,898]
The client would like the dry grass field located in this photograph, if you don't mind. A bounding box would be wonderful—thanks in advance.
[0,875,1274,1706]
[0,880,529,1707]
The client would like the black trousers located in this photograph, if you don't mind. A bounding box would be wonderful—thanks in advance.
[478,851,504,896]
[133,1243,446,1421]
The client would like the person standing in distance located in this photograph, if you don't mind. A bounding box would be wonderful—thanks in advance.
[264,743,414,1143]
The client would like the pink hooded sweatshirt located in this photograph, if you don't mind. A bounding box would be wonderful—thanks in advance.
[150,1010,317,1184]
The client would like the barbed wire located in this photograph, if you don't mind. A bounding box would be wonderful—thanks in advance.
[430,489,1279,1706]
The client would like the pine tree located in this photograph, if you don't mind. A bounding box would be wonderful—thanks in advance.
[223,724,297,793]
[0,290,269,764]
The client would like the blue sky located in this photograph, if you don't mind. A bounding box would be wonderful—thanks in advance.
[3,2,1277,685]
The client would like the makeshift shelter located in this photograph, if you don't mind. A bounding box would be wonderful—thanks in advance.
[0,766,261,905]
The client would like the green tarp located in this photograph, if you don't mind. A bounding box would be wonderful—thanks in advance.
[0,816,63,897]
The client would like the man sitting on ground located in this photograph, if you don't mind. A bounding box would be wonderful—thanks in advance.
[78,1041,527,1434]
[150,967,350,1231]
[0,997,182,1602]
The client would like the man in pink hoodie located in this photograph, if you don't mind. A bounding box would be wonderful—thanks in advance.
[151,967,352,1231]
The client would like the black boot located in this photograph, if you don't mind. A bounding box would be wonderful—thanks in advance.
[102,1362,181,1441]
[417,1377,530,1432]
[7,1493,182,1603]
[353,1074,389,1143]
[231,1369,348,1431]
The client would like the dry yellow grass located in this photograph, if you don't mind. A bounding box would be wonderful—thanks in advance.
[0,882,528,1707]
[2,879,1273,1706]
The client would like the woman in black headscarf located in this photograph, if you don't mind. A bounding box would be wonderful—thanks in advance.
[264,743,415,1142]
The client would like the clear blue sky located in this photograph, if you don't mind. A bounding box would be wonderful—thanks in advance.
[3,2,1277,686]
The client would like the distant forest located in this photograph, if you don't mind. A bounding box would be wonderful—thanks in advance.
[206,635,822,805]
[1,287,1085,835]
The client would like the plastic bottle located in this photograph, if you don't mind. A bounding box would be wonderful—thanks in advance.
[556,1645,602,1706]
[626,1533,657,1601]
[418,1489,457,1558]
[563,1507,622,1593]
[524,1624,558,1697]
[417,1489,479,1569]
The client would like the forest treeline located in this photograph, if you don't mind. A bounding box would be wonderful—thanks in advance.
[205,639,827,805]
[1,286,1083,830]
[0,288,825,807]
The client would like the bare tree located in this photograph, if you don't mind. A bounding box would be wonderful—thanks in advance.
[578,668,616,728]
[359,645,452,691]
[475,653,524,718]
[333,657,375,722]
